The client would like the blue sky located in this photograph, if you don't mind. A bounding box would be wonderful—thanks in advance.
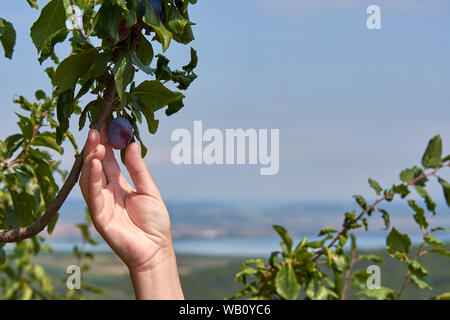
[0,0,449,204]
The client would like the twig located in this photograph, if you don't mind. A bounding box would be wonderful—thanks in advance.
[2,111,49,171]
[396,229,428,299]
[341,249,358,300]
[311,163,449,262]
[0,74,117,243]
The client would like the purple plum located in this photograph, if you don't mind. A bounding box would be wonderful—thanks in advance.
[107,117,134,150]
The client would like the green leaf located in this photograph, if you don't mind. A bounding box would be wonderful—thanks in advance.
[424,235,444,247]
[353,195,367,210]
[408,199,428,229]
[294,237,308,254]
[431,227,450,233]
[399,166,424,185]
[166,99,184,116]
[427,248,450,257]
[136,34,154,66]
[32,132,64,154]
[317,227,338,237]
[437,292,450,300]
[0,18,16,59]
[305,280,315,300]
[10,190,36,226]
[386,228,411,260]
[368,178,383,195]
[21,284,33,300]
[38,28,68,64]
[35,157,59,208]
[392,184,409,198]
[359,287,395,300]
[54,48,98,94]
[75,78,94,100]
[27,0,39,9]
[410,274,432,290]
[132,80,185,113]
[94,0,123,43]
[415,185,436,214]
[407,260,428,277]
[378,208,390,230]
[421,135,442,169]
[35,90,46,100]
[275,263,300,300]
[0,247,5,264]
[272,225,293,254]
[30,0,67,52]
[358,254,384,263]
[56,90,74,144]
[88,51,113,79]
[324,247,332,267]
[47,212,59,235]
[362,217,369,231]
[167,5,191,34]
[114,52,135,107]
[143,0,173,52]
[182,47,198,73]
[332,254,349,272]
[438,178,450,207]
[16,113,33,141]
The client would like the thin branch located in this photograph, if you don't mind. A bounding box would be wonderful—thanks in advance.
[396,229,428,299]
[70,0,87,40]
[0,74,117,243]
[311,163,449,263]
[341,249,358,300]
[2,111,49,171]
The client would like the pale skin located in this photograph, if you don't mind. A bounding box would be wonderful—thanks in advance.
[79,127,184,300]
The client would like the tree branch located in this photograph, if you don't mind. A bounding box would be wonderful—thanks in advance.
[311,162,449,262]
[0,75,117,243]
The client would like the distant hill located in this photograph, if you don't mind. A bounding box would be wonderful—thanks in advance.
[52,199,450,241]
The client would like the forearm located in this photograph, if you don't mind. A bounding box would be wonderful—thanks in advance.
[129,246,184,300]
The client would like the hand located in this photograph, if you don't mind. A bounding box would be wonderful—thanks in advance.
[79,127,183,299]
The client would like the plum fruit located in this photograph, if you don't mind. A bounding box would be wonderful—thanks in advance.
[107,117,134,150]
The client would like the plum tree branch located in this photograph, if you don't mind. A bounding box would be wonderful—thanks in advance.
[2,110,49,171]
[0,73,117,243]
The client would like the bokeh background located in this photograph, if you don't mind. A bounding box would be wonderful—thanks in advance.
[0,0,449,299]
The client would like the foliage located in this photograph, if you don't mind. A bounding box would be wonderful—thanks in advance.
[0,0,198,299]
[232,135,450,300]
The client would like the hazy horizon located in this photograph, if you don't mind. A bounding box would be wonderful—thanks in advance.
[1,0,449,203]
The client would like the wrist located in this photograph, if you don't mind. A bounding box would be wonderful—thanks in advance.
[128,245,184,300]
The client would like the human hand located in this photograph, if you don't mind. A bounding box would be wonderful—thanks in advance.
[79,127,183,299]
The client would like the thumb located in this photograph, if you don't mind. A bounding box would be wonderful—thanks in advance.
[125,142,161,199]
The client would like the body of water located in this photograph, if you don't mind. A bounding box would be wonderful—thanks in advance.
[42,231,450,257]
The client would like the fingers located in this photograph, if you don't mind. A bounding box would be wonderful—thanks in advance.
[88,158,105,216]
[80,129,101,196]
[125,142,161,199]
[80,144,107,201]
[99,126,122,181]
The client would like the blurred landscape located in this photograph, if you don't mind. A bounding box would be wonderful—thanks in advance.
[44,199,450,247]
[33,245,450,300]
[24,199,450,299]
